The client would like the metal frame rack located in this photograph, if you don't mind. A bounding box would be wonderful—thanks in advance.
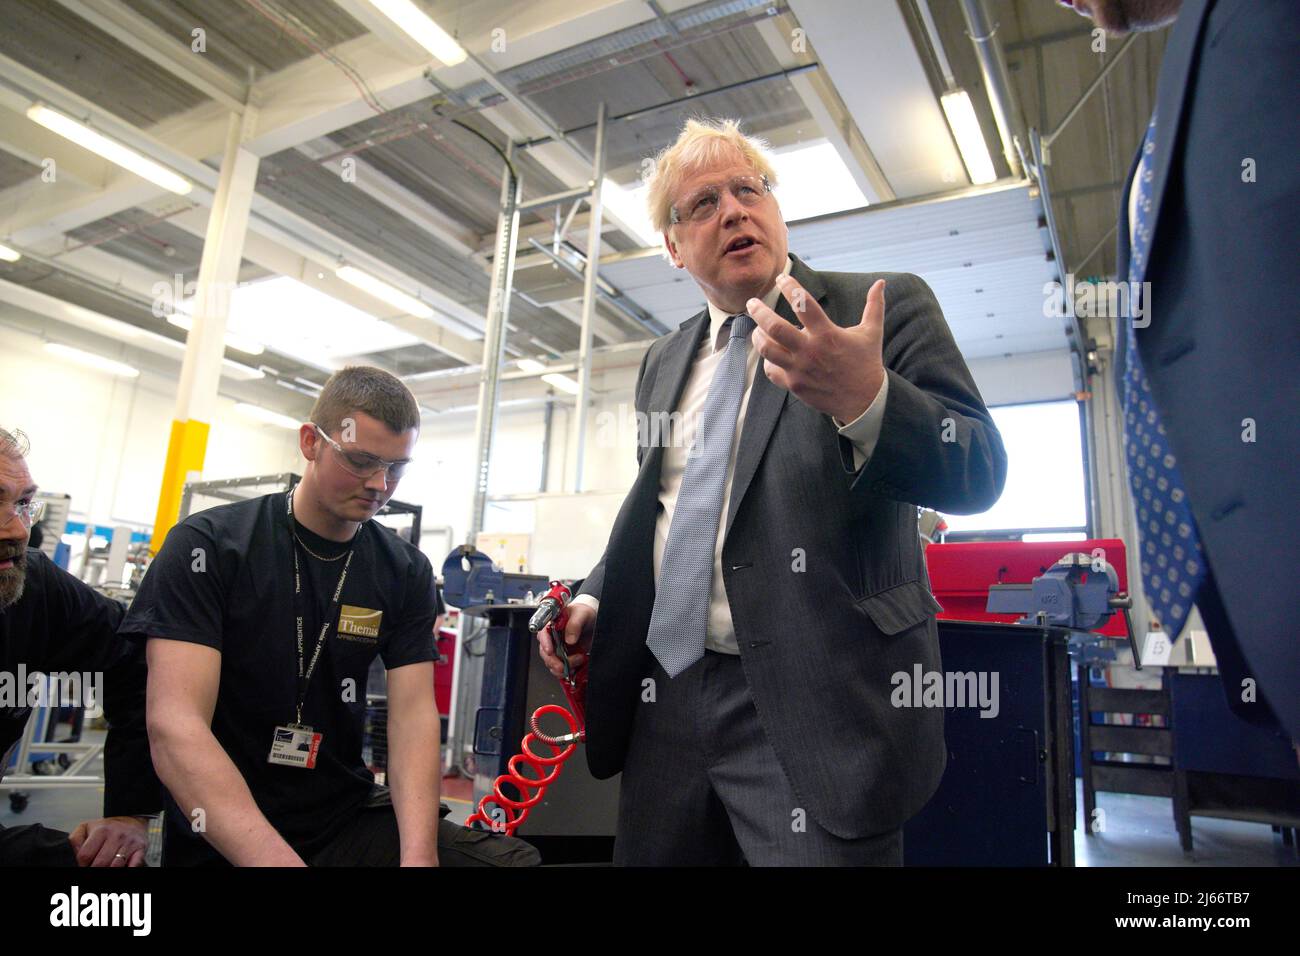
[179,473,422,542]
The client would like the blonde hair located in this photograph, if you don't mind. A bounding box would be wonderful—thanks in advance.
[644,117,779,235]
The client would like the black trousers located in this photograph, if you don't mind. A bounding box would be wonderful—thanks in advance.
[308,791,541,867]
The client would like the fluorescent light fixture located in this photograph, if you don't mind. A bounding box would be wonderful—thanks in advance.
[517,358,546,373]
[26,104,193,195]
[44,342,140,378]
[226,276,418,370]
[235,403,301,431]
[940,90,997,186]
[221,360,266,381]
[166,313,265,356]
[1022,532,1087,542]
[365,0,467,65]
[0,243,20,262]
[541,372,580,395]
[336,265,435,318]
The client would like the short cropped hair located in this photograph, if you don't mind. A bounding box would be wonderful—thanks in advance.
[645,117,780,235]
[310,366,420,437]
[0,427,30,461]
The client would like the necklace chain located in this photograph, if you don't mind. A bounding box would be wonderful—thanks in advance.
[293,531,349,562]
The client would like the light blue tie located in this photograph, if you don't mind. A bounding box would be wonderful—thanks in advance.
[646,313,755,677]
[1122,112,1205,641]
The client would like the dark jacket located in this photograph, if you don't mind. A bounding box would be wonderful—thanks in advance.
[1114,0,1299,738]
[0,549,162,818]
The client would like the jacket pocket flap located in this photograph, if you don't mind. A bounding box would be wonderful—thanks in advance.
[858,581,944,635]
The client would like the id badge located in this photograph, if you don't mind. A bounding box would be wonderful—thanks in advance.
[268,723,323,769]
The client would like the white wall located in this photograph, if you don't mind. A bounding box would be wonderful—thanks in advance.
[3,318,301,530]
[400,362,643,559]
[401,343,1078,559]
[7,302,1076,564]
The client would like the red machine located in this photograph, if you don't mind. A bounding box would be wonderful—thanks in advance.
[925,538,1129,638]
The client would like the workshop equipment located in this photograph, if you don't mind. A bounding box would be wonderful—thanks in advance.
[440,545,549,608]
[464,580,587,836]
[443,548,616,858]
[985,551,1140,665]
[927,539,1129,635]
[903,620,1076,866]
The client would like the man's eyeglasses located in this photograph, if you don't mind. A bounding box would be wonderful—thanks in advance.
[669,174,772,225]
[6,499,44,528]
[312,424,411,481]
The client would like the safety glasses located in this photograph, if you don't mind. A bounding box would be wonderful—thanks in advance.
[312,424,411,481]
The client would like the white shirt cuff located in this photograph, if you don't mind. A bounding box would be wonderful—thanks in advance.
[833,374,889,472]
[571,593,600,614]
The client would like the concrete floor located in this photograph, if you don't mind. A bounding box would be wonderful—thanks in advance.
[4,727,1296,866]
[1072,781,1298,866]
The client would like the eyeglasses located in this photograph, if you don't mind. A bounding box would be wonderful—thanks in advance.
[6,499,44,528]
[669,174,772,225]
[312,424,411,481]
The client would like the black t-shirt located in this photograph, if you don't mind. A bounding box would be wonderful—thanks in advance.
[0,549,160,818]
[118,492,440,866]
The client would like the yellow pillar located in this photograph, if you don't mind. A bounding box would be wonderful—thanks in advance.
[149,419,210,553]
[150,108,259,553]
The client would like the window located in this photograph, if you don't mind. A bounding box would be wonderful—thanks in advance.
[940,400,1087,537]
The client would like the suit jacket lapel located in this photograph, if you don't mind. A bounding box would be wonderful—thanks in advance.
[723,255,828,540]
[602,309,709,618]
[649,308,709,424]
[1143,0,1213,271]
[622,308,708,546]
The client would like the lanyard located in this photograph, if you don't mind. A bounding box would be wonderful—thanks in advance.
[286,490,358,726]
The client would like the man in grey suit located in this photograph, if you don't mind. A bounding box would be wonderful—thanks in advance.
[538,117,1007,865]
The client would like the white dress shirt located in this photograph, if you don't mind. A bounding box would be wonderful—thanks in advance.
[574,257,889,654]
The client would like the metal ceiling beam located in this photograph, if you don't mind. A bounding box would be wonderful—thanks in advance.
[262,0,646,158]
[294,138,480,257]
[787,0,966,197]
[154,204,485,366]
[0,52,490,345]
[1041,34,1139,158]
[0,1,645,238]
[51,0,250,111]
[752,16,894,203]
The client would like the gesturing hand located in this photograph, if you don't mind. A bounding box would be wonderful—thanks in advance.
[747,273,886,424]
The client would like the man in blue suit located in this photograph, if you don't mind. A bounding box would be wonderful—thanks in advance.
[1062,0,1298,743]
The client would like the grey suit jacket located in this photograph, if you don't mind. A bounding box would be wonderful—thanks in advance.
[579,254,1007,838]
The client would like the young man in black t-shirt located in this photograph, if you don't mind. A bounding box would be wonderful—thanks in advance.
[121,367,536,866]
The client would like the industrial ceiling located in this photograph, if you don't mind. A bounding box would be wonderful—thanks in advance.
[0,0,1166,416]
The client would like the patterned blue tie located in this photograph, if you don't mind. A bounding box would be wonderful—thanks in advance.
[1122,112,1205,641]
[646,313,755,677]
